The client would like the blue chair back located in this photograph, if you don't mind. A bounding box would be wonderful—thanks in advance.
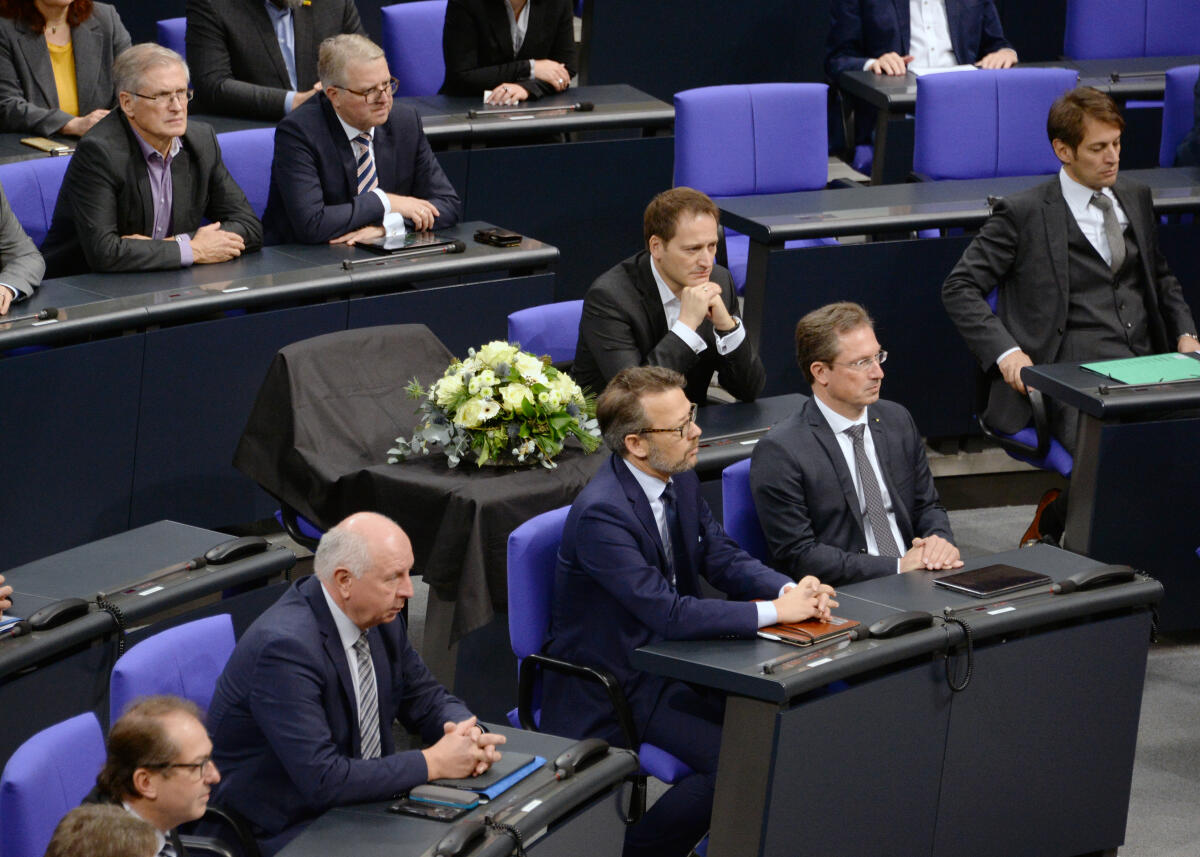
[109,614,237,724]
[507,300,584,364]
[1065,0,1200,58]
[721,458,768,562]
[381,1,448,98]
[1161,65,1200,167]
[507,505,570,660]
[0,713,106,857]
[217,127,276,219]
[157,17,187,59]
[674,83,829,196]
[0,156,71,247]
[913,68,1078,180]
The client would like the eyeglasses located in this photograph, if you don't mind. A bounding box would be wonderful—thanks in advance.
[637,403,697,440]
[145,756,216,781]
[831,350,888,372]
[131,89,193,107]
[336,77,400,105]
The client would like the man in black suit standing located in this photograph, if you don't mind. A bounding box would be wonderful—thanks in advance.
[751,302,960,587]
[187,0,365,119]
[262,34,461,246]
[943,87,1198,542]
[41,43,262,277]
[573,187,766,404]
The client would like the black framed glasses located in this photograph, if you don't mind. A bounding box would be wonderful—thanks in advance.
[336,77,400,105]
[145,756,215,781]
[132,89,193,106]
[831,350,888,372]
[637,403,697,440]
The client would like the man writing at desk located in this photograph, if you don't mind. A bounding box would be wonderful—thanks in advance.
[541,366,835,857]
[942,87,1199,544]
[751,302,961,587]
[262,34,462,246]
[208,512,504,855]
[41,43,262,278]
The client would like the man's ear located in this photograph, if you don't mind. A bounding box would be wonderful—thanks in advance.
[647,234,663,261]
[623,432,647,461]
[117,91,135,119]
[1051,137,1072,165]
[809,361,830,389]
[331,566,355,598]
[132,767,157,801]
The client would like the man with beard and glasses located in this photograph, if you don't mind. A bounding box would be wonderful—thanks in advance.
[540,366,836,857]
[186,0,365,119]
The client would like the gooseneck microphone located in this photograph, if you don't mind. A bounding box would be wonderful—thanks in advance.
[2,306,59,324]
[341,239,467,270]
[469,101,595,118]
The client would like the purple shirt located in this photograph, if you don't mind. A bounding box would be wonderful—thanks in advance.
[133,132,193,266]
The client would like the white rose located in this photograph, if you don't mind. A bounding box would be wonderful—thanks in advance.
[513,352,547,384]
[435,374,464,406]
[455,397,486,428]
[478,341,519,367]
[500,383,533,412]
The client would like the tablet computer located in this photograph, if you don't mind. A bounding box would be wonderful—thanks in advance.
[932,564,1052,598]
[357,231,456,255]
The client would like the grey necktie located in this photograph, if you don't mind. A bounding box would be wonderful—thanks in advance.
[158,840,176,857]
[1089,192,1126,273]
[845,424,900,558]
[353,633,382,760]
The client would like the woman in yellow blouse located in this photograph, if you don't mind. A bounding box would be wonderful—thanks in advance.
[0,0,130,136]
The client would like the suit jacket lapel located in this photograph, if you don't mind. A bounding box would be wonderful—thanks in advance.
[169,143,192,237]
[485,1,515,61]
[308,581,362,754]
[944,0,964,62]
[804,399,867,534]
[1041,180,1071,303]
[634,253,670,343]
[373,117,395,193]
[612,455,672,573]
[867,410,913,540]
[894,0,911,55]
[673,475,701,592]
[71,17,104,110]
[16,24,56,106]
[291,4,318,89]
[252,2,293,88]
[320,95,360,196]
[1110,180,1156,296]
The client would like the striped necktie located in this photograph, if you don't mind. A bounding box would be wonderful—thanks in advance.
[354,133,378,196]
[353,633,382,759]
[845,423,900,558]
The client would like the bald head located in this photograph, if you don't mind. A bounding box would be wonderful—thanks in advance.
[316,513,415,629]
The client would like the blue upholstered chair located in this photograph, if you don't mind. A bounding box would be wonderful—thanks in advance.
[674,83,835,293]
[157,18,187,59]
[507,300,584,364]
[217,128,276,220]
[913,68,1078,181]
[0,155,71,246]
[1160,65,1200,167]
[1065,0,1200,59]
[506,506,695,821]
[381,1,447,98]
[109,614,237,724]
[0,713,106,857]
[720,458,768,562]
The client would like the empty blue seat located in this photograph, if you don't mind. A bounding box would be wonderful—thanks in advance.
[507,300,584,364]
[217,127,276,219]
[1065,0,1200,59]
[1160,65,1200,166]
[721,458,768,562]
[381,1,447,98]
[157,17,187,59]
[0,156,72,246]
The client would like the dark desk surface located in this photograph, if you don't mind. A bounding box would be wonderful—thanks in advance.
[632,544,1162,704]
[0,222,557,349]
[718,166,1200,242]
[694,393,805,477]
[1023,357,1200,418]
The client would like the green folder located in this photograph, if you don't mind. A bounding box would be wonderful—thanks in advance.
[1081,353,1200,385]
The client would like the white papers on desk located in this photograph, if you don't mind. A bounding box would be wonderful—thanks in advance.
[910,64,978,76]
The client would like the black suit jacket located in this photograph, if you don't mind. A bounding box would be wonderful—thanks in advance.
[1176,76,1200,167]
[572,250,766,404]
[82,788,189,856]
[262,92,461,244]
[825,0,1012,79]
[942,175,1197,432]
[750,397,953,587]
[0,3,130,135]
[187,0,365,120]
[440,0,576,100]
[41,111,263,277]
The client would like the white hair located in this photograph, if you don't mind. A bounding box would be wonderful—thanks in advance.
[313,524,372,582]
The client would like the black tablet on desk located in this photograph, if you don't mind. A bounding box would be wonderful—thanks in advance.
[933,564,1051,598]
[358,232,458,255]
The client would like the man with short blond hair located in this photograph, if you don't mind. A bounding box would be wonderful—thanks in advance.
[45,805,157,857]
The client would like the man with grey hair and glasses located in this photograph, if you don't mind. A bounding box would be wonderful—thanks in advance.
[262,33,461,245]
[208,511,503,855]
[41,43,261,277]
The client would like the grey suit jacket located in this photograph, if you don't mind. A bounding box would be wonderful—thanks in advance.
[0,3,130,136]
[187,0,365,120]
[750,397,953,587]
[942,175,1197,432]
[41,110,263,277]
[0,182,44,302]
[572,250,766,404]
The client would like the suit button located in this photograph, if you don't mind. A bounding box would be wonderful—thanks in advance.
[1057,327,1064,335]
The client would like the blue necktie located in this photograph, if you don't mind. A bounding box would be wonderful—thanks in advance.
[660,482,688,589]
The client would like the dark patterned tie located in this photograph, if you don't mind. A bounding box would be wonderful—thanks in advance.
[845,424,900,558]
[354,133,378,195]
[1089,192,1126,272]
[353,633,382,759]
[660,482,684,587]
[158,840,176,857]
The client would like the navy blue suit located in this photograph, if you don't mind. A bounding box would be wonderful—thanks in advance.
[541,454,791,857]
[825,0,1012,79]
[262,92,461,245]
[207,575,472,855]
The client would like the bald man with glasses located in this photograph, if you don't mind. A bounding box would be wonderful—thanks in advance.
[750,302,960,587]
[262,33,461,246]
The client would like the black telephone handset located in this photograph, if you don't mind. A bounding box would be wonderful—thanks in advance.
[867,610,936,639]
[204,536,270,565]
[433,819,487,856]
[553,737,609,780]
[25,597,90,631]
[1052,564,1136,594]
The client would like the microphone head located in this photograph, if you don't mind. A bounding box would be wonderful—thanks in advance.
[576,101,595,112]
[38,307,59,320]
[447,239,467,254]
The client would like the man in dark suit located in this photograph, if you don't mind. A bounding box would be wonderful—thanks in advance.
[208,512,504,856]
[263,33,461,246]
[441,0,576,104]
[541,366,835,857]
[751,302,960,588]
[41,43,262,278]
[0,183,44,315]
[187,0,365,119]
[573,187,766,404]
[1175,75,1200,167]
[86,695,222,857]
[944,87,1199,542]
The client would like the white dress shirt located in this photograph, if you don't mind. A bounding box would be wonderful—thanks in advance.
[333,112,406,237]
[907,0,957,70]
[264,1,299,111]
[649,257,746,356]
[319,581,379,709]
[813,396,906,571]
